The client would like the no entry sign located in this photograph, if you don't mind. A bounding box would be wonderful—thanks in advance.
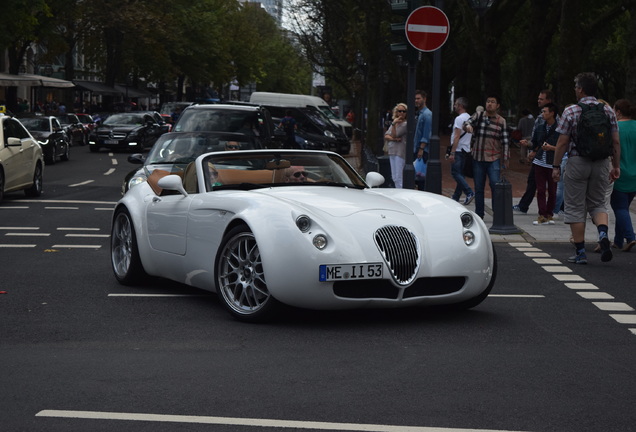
[405,6,450,52]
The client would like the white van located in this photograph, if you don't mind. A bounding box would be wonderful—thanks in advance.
[249,92,352,139]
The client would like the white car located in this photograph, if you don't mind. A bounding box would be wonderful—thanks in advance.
[111,150,496,322]
[0,113,44,202]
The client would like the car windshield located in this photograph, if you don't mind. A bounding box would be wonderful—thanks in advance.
[174,108,260,135]
[77,115,93,124]
[103,113,145,126]
[146,133,260,165]
[200,151,366,192]
[20,117,50,131]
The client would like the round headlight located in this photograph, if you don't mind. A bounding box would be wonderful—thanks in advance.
[461,212,474,228]
[313,234,328,250]
[296,215,311,232]
[323,130,335,139]
[128,174,148,190]
[463,230,475,246]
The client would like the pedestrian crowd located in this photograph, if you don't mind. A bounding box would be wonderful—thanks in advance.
[382,72,635,265]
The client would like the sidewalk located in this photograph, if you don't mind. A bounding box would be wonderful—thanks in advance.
[346,136,636,244]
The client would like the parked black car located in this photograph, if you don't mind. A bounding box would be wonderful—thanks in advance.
[55,113,86,146]
[19,115,70,164]
[88,111,169,152]
[265,106,351,155]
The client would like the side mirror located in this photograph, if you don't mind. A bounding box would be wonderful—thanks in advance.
[365,172,385,188]
[127,153,145,164]
[7,137,22,146]
[157,174,188,196]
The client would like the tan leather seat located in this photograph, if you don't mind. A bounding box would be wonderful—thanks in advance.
[182,162,198,193]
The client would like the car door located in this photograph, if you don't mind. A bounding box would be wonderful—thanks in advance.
[2,118,36,188]
[146,192,191,255]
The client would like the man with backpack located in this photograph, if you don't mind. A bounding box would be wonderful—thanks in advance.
[552,72,621,265]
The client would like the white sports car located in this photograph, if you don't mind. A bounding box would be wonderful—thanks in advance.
[111,150,496,322]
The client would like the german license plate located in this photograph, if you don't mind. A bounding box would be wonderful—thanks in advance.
[104,139,119,144]
[319,263,383,282]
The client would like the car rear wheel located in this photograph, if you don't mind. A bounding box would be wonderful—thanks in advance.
[47,144,57,165]
[111,207,147,285]
[216,225,280,322]
[24,163,43,197]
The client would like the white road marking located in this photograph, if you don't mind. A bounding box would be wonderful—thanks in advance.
[69,180,95,187]
[45,206,79,210]
[95,207,115,211]
[111,158,118,165]
[65,234,110,238]
[541,266,571,273]
[508,242,531,247]
[552,274,585,282]
[58,227,101,231]
[104,168,116,175]
[0,244,36,248]
[532,258,561,264]
[593,302,634,312]
[35,410,528,431]
[515,247,542,252]
[5,233,50,236]
[609,314,636,324]
[577,292,614,300]
[0,226,40,230]
[50,244,101,249]
[630,329,636,335]
[564,282,598,290]
[0,206,29,209]
[489,295,545,298]
[524,252,550,257]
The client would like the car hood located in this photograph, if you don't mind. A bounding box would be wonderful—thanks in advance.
[96,125,139,133]
[259,187,415,217]
[30,131,51,140]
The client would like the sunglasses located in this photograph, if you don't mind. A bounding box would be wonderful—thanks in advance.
[291,171,307,178]
[397,110,406,113]
[226,144,240,149]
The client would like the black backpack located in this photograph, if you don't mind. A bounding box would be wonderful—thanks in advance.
[575,102,613,160]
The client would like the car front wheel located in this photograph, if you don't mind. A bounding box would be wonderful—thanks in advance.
[216,226,280,322]
[111,207,146,285]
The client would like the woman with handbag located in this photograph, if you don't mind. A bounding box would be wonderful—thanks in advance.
[384,103,408,188]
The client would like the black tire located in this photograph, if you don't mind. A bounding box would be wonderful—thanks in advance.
[24,163,43,197]
[60,144,70,161]
[47,144,57,165]
[111,207,147,285]
[450,242,498,310]
[216,225,281,322]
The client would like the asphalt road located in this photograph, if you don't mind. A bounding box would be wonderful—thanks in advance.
[1,146,635,432]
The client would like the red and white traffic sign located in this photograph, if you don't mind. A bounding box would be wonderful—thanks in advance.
[405,6,450,52]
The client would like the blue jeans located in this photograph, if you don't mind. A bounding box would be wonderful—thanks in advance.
[610,189,636,248]
[472,159,501,218]
[553,154,568,214]
[451,151,473,201]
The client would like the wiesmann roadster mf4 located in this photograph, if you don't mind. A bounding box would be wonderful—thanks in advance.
[111,150,496,322]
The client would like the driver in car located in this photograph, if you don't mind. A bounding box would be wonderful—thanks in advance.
[285,166,308,183]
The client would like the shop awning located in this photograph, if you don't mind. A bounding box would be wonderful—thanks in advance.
[74,80,121,95]
[0,73,75,88]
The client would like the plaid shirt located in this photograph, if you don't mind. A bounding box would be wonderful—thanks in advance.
[465,112,509,162]
[555,96,619,154]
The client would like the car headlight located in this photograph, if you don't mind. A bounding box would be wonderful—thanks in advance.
[296,215,311,232]
[128,174,148,190]
[460,212,474,228]
[313,234,328,250]
[323,130,335,139]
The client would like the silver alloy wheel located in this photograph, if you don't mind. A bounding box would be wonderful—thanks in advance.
[111,211,133,279]
[217,231,270,316]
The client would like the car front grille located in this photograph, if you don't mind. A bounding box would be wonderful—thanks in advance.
[374,225,419,285]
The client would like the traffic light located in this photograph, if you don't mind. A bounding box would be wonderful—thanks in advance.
[389,0,414,54]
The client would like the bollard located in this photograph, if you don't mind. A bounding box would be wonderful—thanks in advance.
[489,174,522,234]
